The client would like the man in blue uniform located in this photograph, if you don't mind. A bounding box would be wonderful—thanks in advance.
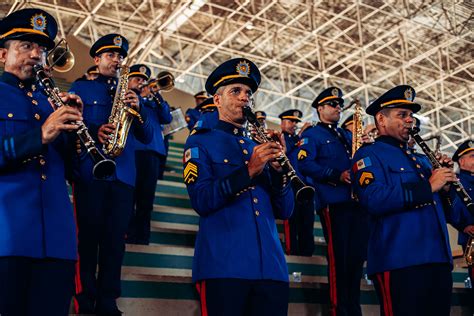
[452,141,474,310]
[127,64,172,245]
[70,34,153,315]
[341,114,354,137]
[0,8,82,315]
[351,85,470,316]
[298,87,367,316]
[190,97,219,134]
[184,58,294,316]
[185,90,208,131]
[279,109,315,256]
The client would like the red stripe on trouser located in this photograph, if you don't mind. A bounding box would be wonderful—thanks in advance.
[71,183,82,313]
[196,281,208,316]
[322,207,337,316]
[376,272,393,316]
[284,220,291,255]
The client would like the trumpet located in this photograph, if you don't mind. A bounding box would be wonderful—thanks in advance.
[243,106,315,203]
[33,65,116,179]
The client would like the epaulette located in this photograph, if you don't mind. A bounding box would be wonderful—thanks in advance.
[189,127,211,136]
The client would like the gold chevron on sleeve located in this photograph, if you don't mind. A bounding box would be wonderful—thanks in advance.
[183,162,198,184]
[297,149,307,160]
[358,171,374,187]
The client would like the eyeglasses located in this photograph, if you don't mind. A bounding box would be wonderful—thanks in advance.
[324,101,342,108]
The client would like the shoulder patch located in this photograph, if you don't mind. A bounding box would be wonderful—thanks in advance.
[183,147,199,163]
[358,171,374,188]
[298,149,308,160]
[352,157,372,173]
[183,162,198,185]
[298,138,309,147]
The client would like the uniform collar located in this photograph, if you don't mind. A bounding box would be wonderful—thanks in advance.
[460,169,474,179]
[216,120,246,137]
[376,135,407,149]
[96,74,118,86]
[317,121,338,130]
[0,71,36,91]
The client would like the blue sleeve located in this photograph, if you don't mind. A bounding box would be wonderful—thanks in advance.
[152,94,172,124]
[297,133,341,185]
[184,137,253,217]
[268,168,294,219]
[0,128,44,169]
[133,105,153,144]
[447,191,474,231]
[351,150,434,216]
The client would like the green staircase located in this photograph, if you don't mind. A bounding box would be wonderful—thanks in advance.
[116,141,472,315]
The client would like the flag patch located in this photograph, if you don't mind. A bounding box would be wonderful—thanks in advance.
[184,147,199,163]
[352,157,372,172]
[298,138,309,147]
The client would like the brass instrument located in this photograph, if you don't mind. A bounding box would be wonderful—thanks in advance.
[33,65,116,179]
[352,98,363,157]
[243,106,315,203]
[465,236,474,266]
[103,65,144,158]
[156,71,175,92]
[46,39,75,73]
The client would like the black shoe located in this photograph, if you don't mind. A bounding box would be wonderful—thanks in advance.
[75,293,95,314]
[95,300,123,316]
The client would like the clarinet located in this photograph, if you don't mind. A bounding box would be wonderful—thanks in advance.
[409,126,474,214]
[34,65,116,180]
[243,106,315,203]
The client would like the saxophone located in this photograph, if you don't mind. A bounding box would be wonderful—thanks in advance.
[351,98,364,157]
[103,66,144,158]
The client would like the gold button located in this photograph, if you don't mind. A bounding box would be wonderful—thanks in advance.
[34,113,41,120]
[243,149,248,154]
[255,210,260,216]
[416,164,421,168]
[39,159,46,166]
[400,167,404,171]
[7,113,13,118]
[32,100,38,105]
[420,174,425,178]
[239,140,245,144]
[41,174,47,180]
[27,91,33,97]
[245,161,249,165]
[224,159,228,163]
[253,198,258,204]
[412,157,416,161]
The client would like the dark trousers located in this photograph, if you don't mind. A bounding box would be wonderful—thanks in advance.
[0,257,75,316]
[318,202,368,316]
[372,263,452,316]
[461,244,474,312]
[286,198,315,256]
[73,180,134,307]
[158,146,168,180]
[196,278,289,316]
[128,150,162,244]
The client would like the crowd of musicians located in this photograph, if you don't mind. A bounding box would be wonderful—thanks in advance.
[0,7,473,316]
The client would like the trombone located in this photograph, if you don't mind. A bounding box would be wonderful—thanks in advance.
[46,39,75,72]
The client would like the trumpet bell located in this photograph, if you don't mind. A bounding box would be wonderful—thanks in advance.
[47,39,75,73]
[157,71,174,92]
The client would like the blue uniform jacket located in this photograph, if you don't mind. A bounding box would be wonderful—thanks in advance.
[0,72,77,260]
[69,75,153,186]
[453,170,474,247]
[135,94,172,156]
[192,109,219,132]
[351,136,469,274]
[184,121,294,283]
[298,123,352,207]
[283,132,303,179]
[185,107,200,131]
